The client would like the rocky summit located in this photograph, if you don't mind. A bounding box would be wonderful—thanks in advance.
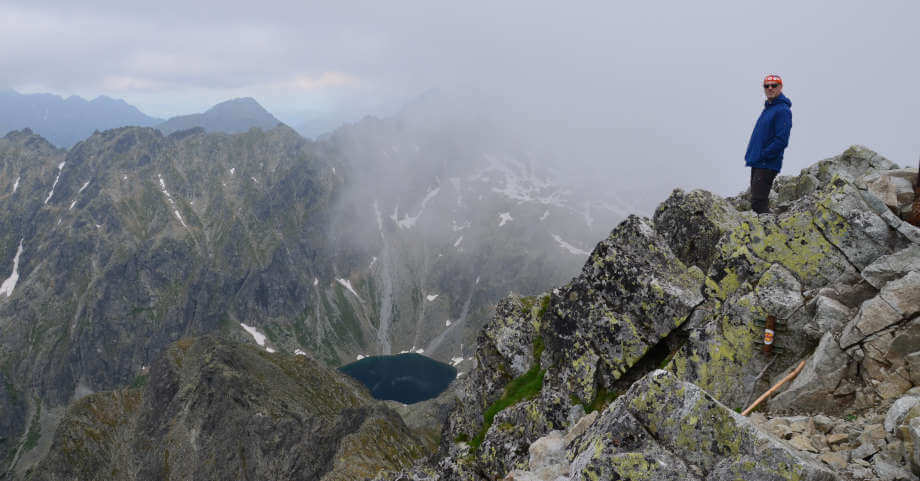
[380,146,920,481]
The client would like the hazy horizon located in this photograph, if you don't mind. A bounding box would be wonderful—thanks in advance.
[3,0,918,205]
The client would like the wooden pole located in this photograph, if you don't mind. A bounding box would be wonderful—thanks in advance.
[742,360,806,416]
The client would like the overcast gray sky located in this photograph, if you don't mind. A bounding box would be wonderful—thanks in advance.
[2,0,918,204]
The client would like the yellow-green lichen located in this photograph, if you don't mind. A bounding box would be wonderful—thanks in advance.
[607,452,657,480]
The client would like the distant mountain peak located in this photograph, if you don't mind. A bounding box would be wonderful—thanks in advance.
[156,97,282,135]
[0,90,162,148]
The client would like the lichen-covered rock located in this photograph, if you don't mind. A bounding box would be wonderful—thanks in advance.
[772,271,920,413]
[567,371,835,481]
[384,146,920,481]
[653,188,745,271]
[760,145,899,213]
[440,295,540,456]
[671,151,916,409]
[543,215,705,404]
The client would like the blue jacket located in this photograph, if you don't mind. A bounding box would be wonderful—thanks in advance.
[745,93,792,172]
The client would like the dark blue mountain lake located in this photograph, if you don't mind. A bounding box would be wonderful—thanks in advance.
[339,353,457,404]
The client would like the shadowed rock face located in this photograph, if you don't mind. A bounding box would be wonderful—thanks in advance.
[340,353,457,404]
[27,336,427,481]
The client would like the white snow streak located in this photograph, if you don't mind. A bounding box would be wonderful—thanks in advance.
[0,239,24,297]
[69,200,77,210]
[445,320,452,327]
[426,294,439,302]
[451,356,464,366]
[313,277,319,287]
[454,236,463,248]
[230,168,235,175]
[295,349,306,356]
[356,354,366,360]
[158,174,188,228]
[552,234,589,255]
[173,210,188,228]
[451,219,470,232]
[240,323,273,352]
[251,176,258,184]
[391,186,440,229]
[540,210,550,222]
[373,200,384,239]
[498,212,513,227]
[78,181,90,193]
[12,176,20,194]
[336,278,361,300]
[44,162,65,204]
[369,257,378,269]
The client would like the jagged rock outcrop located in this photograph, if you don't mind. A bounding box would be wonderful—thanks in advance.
[508,370,835,480]
[380,145,920,481]
[27,336,426,481]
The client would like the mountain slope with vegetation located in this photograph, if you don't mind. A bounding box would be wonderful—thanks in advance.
[0,99,620,476]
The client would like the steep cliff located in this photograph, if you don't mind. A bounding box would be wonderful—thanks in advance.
[381,146,920,480]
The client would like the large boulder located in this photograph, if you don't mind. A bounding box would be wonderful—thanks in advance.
[566,371,836,480]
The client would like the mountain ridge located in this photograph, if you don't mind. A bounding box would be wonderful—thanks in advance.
[0,90,163,148]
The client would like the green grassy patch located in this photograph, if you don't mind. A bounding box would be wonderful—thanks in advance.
[468,335,546,452]
[130,374,149,389]
[22,402,42,453]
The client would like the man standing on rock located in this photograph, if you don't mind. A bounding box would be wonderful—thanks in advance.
[745,74,792,214]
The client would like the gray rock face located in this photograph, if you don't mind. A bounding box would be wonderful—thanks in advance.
[862,245,920,289]
[543,215,705,404]
[510,371,836,481]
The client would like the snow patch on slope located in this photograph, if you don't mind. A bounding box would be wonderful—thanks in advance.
[391,185,440,229]
[44,162,65,204]
[0,239,24,297]
[552,234,589,255]
[337,278,362,300]
[240,323,275,353]
[12,176,20,194]
[481,154,566,207]
[498,212,513,227]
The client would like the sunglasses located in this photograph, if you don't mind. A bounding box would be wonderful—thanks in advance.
[763,84,780,89]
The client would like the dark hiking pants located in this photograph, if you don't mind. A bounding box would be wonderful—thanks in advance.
[750,167,778,214]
